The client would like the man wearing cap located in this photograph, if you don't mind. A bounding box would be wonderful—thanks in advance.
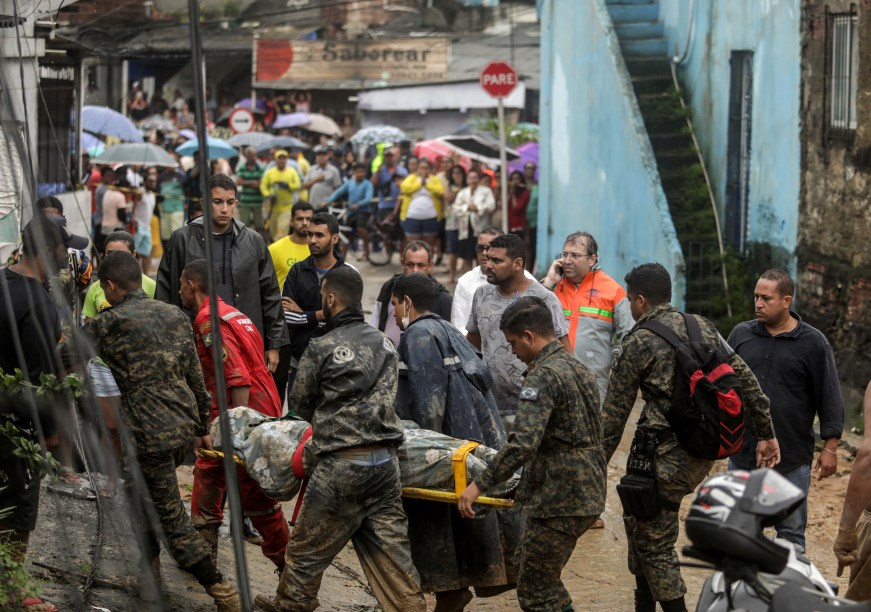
[327,162,374,261]
[260,150,301,241]
[303,145,342,211]
[235,147,266,232]
[372,150,407,223]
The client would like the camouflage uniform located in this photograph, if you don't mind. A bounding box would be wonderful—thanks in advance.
[474,339,607,612]
[602,304,776,603]
[271,307,425,612]
[89,289,220,583]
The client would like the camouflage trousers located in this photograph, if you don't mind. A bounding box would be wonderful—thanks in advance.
[275,453,426,612]
[622,440,712,602]
[846,510,871,602]
[124,444,216,578]
[516,515,598,612]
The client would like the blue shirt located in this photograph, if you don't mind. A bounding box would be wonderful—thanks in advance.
[374,165,408,209]
[327,178,375,215]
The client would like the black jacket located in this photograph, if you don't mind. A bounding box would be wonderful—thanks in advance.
[281,253,352,360]
[155,217,289,351]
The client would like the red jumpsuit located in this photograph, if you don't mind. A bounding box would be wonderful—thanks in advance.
[191,297,289,567]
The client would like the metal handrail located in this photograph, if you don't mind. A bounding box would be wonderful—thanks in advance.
[669,62,732,319]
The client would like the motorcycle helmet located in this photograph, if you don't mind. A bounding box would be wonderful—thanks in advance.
[685,468,804,575]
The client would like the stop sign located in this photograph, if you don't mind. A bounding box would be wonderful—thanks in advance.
[480,61,518,98]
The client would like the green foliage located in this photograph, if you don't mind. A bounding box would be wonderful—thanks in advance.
[0,423,62,481]
[0,499,37,609]
[470,117,539,147]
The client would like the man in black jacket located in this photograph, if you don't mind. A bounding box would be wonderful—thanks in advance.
[280,212,352,392]
[156,174,288,371]
[370,240,452,346]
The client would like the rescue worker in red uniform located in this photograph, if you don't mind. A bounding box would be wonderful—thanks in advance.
[180,259,290,570]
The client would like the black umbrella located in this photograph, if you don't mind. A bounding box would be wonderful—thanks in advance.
[438,134,520,164]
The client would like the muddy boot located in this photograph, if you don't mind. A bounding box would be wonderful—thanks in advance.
[196,523,220,567]
[434,588,473,612]
[253,594,285,611]
[659,596,687,612]
[205,580,241,612]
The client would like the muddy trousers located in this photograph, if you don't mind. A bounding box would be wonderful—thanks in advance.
[516,515,598,612]
[846,510,871,602]
[622,447,712,603]
[191,456,290,567]
[125,444,221,586]
[275,453,426,612]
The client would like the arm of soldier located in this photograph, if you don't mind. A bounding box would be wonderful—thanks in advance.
[601,334,646,463]
[727,351,780,468]
[401,329,448,431]
[287,345,320,422]
[813,340,844,480]
[835,383,871,575]
[460,369,556,518]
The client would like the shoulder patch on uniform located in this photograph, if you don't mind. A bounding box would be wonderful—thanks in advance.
[611,345,624,370]
[519,387,540,401]
[333,346,355,364]
[202,332,212,347]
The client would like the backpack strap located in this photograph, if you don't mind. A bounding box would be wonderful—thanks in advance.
[639,319,684,349]
[680,312,704,344]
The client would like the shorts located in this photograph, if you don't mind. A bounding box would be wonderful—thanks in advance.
[160,210,184,241]
[348,212,371,230]
[135,226,152,256]
[401,217,439,237]
[445,229,459,254]
[88,358,121,398]
[457,236,476,261]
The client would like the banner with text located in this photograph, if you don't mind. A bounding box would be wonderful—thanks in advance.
[255,38,450,86]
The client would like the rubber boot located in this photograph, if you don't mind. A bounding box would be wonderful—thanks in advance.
[196,523,220,567]
[205,580,242,612]
[659,596,687,612]
[434,588,473,612]
[634,575,655,612]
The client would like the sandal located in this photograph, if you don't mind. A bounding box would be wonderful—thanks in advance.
[21,597,60,612]
[60,471,85,486]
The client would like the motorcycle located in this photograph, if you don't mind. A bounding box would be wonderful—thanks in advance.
[683,468,871,611]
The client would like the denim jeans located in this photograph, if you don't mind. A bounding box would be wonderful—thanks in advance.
[728,460,811,550]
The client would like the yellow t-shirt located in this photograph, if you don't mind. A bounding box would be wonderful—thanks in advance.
[269,236,311,289]
[83,274,156,319]
[260,166,301,214]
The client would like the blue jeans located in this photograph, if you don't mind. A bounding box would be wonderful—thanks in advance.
[728,460,810,550]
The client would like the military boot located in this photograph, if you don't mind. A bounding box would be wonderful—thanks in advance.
[205,580,241,612]
[434,588,473,612]
[196,523,220,567]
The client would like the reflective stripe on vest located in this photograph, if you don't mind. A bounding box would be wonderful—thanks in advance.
[578,306,614,321]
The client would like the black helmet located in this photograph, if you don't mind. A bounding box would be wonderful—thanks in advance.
[685,469,804,575]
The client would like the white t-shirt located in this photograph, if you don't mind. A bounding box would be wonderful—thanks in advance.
[134,192,156,227]
[406,186,436,220]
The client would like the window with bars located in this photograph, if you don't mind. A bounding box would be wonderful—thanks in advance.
[825,5,859,141]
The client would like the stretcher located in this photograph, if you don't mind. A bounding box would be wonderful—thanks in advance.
[196,439,514,509]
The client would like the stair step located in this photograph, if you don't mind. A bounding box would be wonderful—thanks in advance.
[615,21,664,40]
[620,37,668,57]
[625,57,672,78]
[607,3,659,24]
[655,151,701,169]
[649,133,692,149]
[605,0,656,4]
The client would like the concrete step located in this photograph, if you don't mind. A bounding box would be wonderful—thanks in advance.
[605,0,656,5]
[607,3,659,24]
[625,57,672,78]
[620,37,668,57]
[649,133,692,150]
[615,21,664,40]
[655,150,700,169]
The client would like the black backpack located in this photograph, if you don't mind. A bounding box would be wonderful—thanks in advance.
[640,313,746,460]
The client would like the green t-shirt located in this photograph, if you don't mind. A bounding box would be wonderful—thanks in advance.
[526,183,539,227]
[82,274,156,319]
[160,178,185,213]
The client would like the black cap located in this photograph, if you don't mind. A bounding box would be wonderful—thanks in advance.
[47,214,90,249]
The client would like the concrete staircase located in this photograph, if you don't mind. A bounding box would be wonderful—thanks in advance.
[606,0,728,321]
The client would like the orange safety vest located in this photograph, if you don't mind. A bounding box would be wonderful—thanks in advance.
[553,269,627,352]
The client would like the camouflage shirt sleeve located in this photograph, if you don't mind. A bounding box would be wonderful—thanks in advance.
[475,366,555,493]
[181,318,211,436]
[728,352,775,441]
[288,342,321,422]
[601,332,649,463]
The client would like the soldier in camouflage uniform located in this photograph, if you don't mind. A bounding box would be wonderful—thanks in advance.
[459,296,607,612]
[87,252,240,611]
[602,263,780,612]
[255,267,426,612]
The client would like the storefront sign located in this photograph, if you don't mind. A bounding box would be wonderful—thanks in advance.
[255,38,450,85]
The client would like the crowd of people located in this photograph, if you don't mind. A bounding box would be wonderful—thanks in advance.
[2,126,870,612]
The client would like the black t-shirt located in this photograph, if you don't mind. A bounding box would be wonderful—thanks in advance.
[0,268,61,435]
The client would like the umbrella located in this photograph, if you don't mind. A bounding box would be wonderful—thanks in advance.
[507,142,540,179]
[439,134,520,164]
[74,132,105,157]
[413,140,471,171]
[350,125,408,148]
[82,106,143,142]
[178,129,197,140]
[175,136,238,160]
[93,143,178,167]
[140,114,176,132]
[234,98,268,114]
[229,131,275,148]
[272,112,310,130]
[256,135,309,154]
[301,113,342,138]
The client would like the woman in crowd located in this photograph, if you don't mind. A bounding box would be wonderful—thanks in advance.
[398,158,444,254]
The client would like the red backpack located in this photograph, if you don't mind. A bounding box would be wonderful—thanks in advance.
[640,312,746,460]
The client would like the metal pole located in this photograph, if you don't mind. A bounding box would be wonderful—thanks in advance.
[121,59,129,115]
[497,96,508,234]
[75,58,84,188]
[186,0,252,608]
[251,34,259,111]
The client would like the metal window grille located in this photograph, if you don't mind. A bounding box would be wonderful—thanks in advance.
[825,5,859,142]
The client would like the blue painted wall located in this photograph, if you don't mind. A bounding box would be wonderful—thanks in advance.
[659,0,801,267]
[537,0,685,304]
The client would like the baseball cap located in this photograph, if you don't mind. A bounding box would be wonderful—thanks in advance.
[48,214,90,249]
[314,145,332,154]
[274,149,289,158]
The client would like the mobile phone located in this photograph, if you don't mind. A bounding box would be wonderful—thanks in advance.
[556,264,564,276]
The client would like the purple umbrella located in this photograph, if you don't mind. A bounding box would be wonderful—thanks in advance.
[272,112,310,130]
[508,142,539,180]
[178,129,197,140]
[235,97,269,114]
